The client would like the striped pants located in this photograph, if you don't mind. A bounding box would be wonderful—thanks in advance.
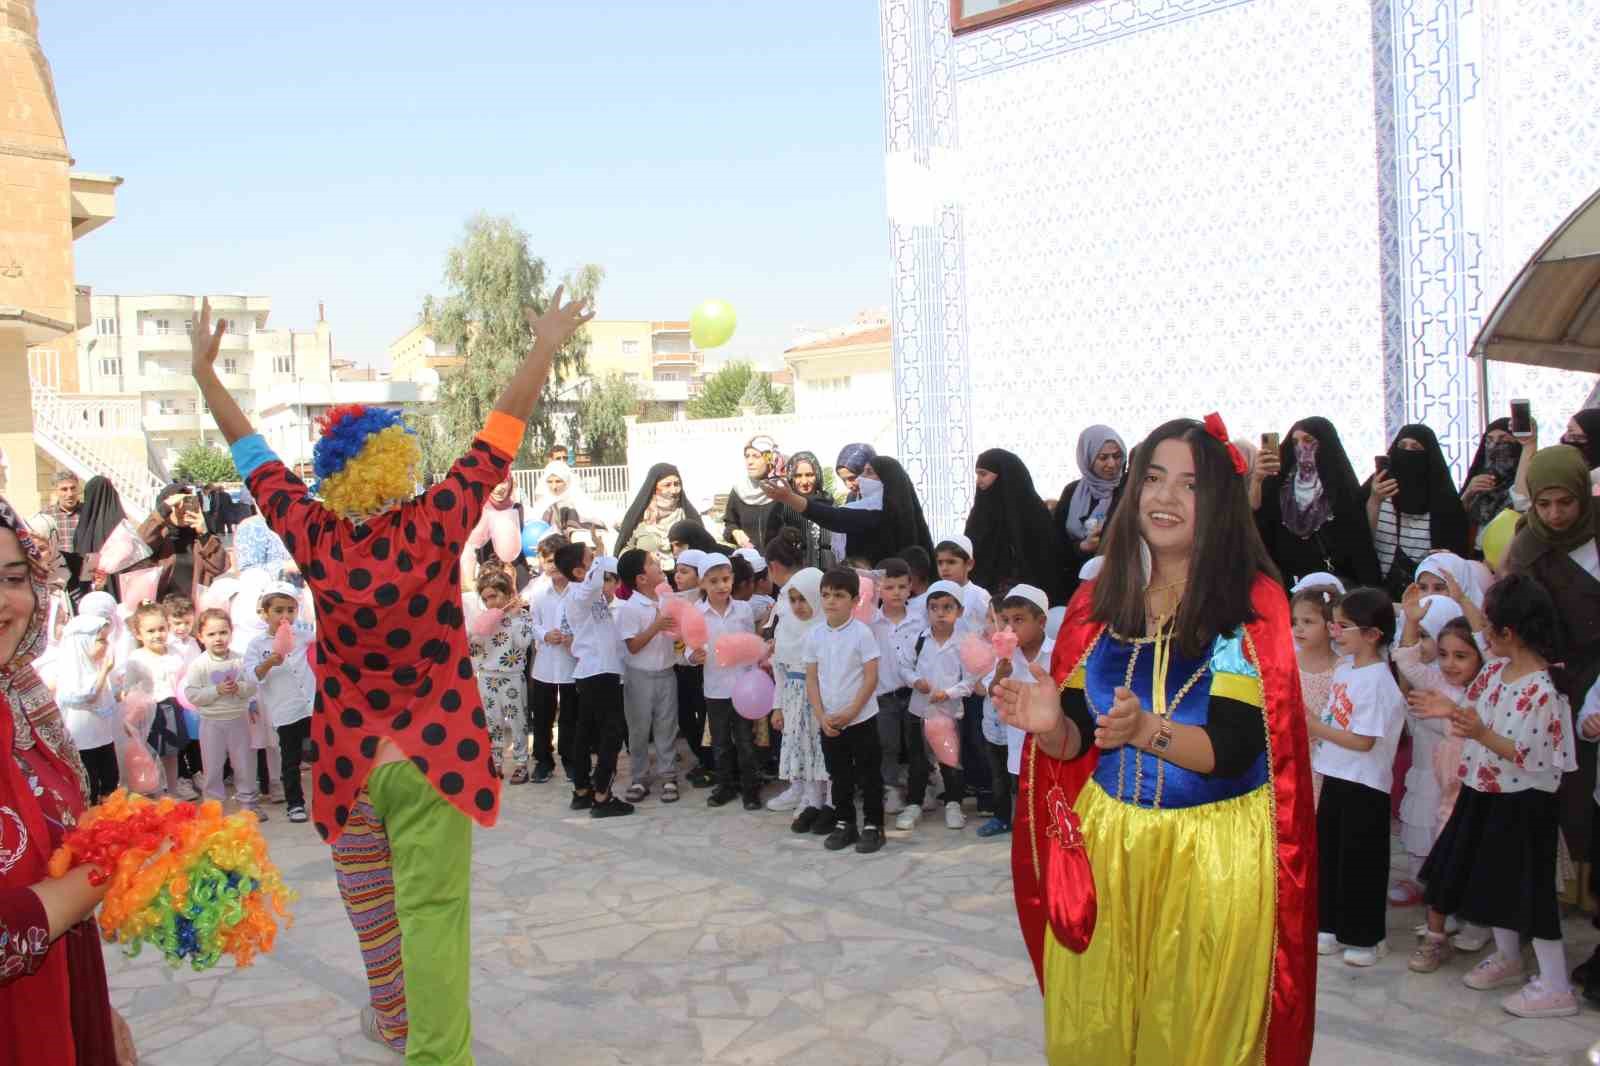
[331,760,475,1064]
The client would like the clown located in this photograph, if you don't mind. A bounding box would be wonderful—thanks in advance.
[189,290,593,1063]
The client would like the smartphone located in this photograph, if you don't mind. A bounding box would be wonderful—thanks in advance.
[1510,398,1532,435]
[1374,455,1389,476]
[1260,432,1280,454]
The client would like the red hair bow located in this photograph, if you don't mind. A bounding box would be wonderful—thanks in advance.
[1203,412,1248,476]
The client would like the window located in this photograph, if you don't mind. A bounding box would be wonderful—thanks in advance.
[185,319,193,335]
[157,398,180,415]
[96,316,116,336]
[97,357,122,378]
[621,339,639,355]
[222,358,239,375]
[953,0,1081,33]
[155,318,171,334]
[273,355,293,375]
[217,318,233,335]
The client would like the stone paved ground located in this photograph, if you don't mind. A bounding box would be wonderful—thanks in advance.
[110,758,1600,1065]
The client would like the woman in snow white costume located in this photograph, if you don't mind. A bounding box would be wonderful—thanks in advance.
[995,416,1317,1066]
[188,289,593,1063]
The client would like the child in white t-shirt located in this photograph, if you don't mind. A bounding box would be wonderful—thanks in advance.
[182,607,263,819]
[902,580,978,833]
[1307,588,1406,967]
[55,615,121,803]
[805,567,882,853]
[247,583,316,824]
[978,584,1053,839]
[121,601,193,799]
[615,549,681,802]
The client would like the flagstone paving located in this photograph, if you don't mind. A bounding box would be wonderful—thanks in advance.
[110,759,1600,1065]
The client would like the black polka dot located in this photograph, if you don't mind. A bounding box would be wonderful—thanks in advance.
[352,524,372,542]
[324,676,342,699]
[460,456,479,469]
[325,588,345,604]
[335,756,354,779]
[359,735,380,758]
[485,755,496,776]
[330,542,344,563]
[355,607,378,629]
[404,521,418,542]
[316,822,330,841]
[364,652,389,671]
[375,583,399,607]
[322,724,335,746]
[334,804,349,825]
[408,595,429,619]
[431,642,451,666]
[430,526,446,548]
[340,707,364,728]
[341,663,362,685]
[468,481,485,501]
[372,539,391,561]
[411,755,429,774]
[270,490,291,516]
[456,737,481,761]
[350,568,373,591]
[439,771,464,795]
[471,706,487,729]
[393,710,413,731]
[421,723,447,745]
[396,551,415,574]
[394,665,418,687]
[435,602,463,628]
[338,625,358,647]
[367,689,391,711]
[434,489,457,511]
[304,739,321,763]
[318,773,335,795]
[426,561,443,581]
[441,690,462,712]
[283,531,298,555]
[418,677,435,699]
[386,629,412,650]
[474,788,495,813]
[457,658,474,680]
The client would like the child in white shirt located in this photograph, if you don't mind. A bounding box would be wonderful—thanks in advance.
[1307,588,1406,967]
[870,558,923,818]
[978,584,1053,839]
[247,582,316,824]
[529,534,579,785]
[691,553,759,809]
[56,615,120,803]
[557,543,632,819]
[806,567,883,853]
[182,607,263,818]
[121,602,195,799]
[616,548,681,802]
[903,579,977,832]
[934,535,995,810]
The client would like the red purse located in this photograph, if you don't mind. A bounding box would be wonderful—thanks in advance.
[1024,738,1098,954]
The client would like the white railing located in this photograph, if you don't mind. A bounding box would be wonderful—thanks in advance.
[512,465,631,523]
[30,386,166,517]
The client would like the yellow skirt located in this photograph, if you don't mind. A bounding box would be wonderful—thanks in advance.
[1043,778,1277,1066]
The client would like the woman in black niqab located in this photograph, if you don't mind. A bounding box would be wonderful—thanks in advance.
[964,448,1062,603]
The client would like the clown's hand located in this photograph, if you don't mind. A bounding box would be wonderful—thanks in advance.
[524,285,594,352]
[189,297,227,378]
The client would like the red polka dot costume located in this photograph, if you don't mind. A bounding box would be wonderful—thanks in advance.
[241,419,517,843]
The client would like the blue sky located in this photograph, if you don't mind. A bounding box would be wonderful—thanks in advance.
[41,1,889,368]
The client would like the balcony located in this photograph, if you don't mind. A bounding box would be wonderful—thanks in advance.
[143,412,206,433]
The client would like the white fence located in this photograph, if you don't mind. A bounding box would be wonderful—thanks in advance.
[511,465,632,525]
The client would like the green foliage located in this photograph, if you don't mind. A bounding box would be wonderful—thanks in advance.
[171,443,237,485]
[419,213,602,470]
[572,373,640,466]
[686,362,793,420]
[636,400,676,424]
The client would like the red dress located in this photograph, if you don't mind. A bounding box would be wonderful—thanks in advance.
[246,433,512,842]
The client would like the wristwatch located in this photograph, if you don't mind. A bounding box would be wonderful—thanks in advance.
[1149,717,1174,755]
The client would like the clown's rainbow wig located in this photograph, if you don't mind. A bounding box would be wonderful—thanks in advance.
[312,404,421,518]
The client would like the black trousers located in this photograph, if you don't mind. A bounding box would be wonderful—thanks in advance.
[676,664,711,769]
[822,717,885,828]
[574,674,627,796]
[960,695,992,797]
[985,741,1015,822]
[277,717,311,810]
[1317,775,1392,948]
[908,717,965,806]
[707,698,757,797]
[530,680,579,776]
[80,743,118,805]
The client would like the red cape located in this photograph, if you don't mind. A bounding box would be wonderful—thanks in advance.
[1012,573,1317,1066]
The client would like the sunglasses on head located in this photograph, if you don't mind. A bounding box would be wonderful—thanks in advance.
[1326,621,1373,634]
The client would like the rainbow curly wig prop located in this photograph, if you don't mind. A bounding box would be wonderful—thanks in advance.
[48,791,295,970]
[312,403,420,518]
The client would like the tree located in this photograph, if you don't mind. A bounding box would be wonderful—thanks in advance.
[572,373,640,466]
[636,400,676,424]
[686,362,793,419]
[416,213,602,476]
[172,443,237,485]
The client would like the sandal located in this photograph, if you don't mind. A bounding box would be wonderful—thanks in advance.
[509,766,530,785]
[661,781,680,803]
[624,783,649,802]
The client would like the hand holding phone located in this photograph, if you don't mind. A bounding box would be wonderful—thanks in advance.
[1509,398,1532,436]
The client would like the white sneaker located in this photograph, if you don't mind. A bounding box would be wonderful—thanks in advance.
[944,801,966,830]
[883,787,906,815]
[1317,932,1340,956]
[895,806,920,831]
[172,777,199,801]
[1452,926,1492,953]
[1343,941,1388,968]
[766,782,803,812]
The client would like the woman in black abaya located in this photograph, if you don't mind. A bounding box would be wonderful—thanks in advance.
[965,448,1062,603]
[1253,416,1381,590]
[1364,424,1469,600]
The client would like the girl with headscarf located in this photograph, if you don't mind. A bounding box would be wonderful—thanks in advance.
[758,456,933,566]
[723,435,788,549]
[965,449,1062,603]
[779,451,834,570]
[538,461,607,550]
[835,443,877,503]
[769,568,829,827]
[1502,445,1600,935]
[1561,409,1600,476]
[1053,427,1126,602]
[68,477,127,604]
[616,464,704,569]
[1254,416,1381,591]
[666,519,727,557]
[1460,418,1522,553]
[0,496,134,1065]
[1364,424,1470,600]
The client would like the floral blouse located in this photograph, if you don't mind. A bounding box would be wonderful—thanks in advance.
[468,610,537,678]
[1,748,77,984]
[1457,660,1576,795]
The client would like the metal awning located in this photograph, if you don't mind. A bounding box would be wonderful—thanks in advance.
[1473,186,1600,426]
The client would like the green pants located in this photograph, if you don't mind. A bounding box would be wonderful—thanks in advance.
[369,760,475,1065]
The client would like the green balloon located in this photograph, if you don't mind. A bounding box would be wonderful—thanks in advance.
[690,299,737,349]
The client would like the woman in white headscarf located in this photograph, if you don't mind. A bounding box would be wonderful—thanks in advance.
[539,460,608,550]
[723,435,789,550]
[1053,426,1126,602]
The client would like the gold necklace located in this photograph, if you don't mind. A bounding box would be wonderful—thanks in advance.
[1144,577,1189,594]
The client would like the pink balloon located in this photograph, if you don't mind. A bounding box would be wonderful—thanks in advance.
[465,513,492,551]
[853,575,877,623]
[924,715,961,768]
[714,632,767,668]
[469,607,504,637]
[732,668,775,720]
[272,620,295,657]
[118,567,161,612]
[958,634,998,675]
[678,608,709,651]
[489,511,522,563]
